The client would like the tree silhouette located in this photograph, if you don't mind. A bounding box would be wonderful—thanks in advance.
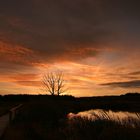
[42,71,67,96]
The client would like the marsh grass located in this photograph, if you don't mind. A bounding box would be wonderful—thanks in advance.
[54,113,140,140]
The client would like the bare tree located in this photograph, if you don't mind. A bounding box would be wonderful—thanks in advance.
[56,72,66,96]
[42,71,67,96]
[42,72,56,95]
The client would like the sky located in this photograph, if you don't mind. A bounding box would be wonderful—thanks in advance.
[0,0,140,96]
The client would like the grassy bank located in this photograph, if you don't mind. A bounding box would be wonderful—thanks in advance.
[53,116,140,140]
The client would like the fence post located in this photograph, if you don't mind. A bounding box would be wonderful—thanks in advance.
[9,104,23,123]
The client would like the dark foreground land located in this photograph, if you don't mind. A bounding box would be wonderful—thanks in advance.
[1,93,140,140]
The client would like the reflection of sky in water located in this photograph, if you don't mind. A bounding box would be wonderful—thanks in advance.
[68,109,140,122]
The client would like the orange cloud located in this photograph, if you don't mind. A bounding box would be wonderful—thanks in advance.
[8,73,41,87]
[0,41,38,65]
[15,80,41,87]
[0,41,32,53]
[10,74,39,81]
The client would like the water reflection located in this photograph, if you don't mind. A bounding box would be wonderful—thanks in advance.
[68,109,140,122]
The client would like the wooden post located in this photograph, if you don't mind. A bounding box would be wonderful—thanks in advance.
[9,104,23,123]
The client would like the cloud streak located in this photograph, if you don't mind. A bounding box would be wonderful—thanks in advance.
[101,80,140,88]
[0,41,37,65]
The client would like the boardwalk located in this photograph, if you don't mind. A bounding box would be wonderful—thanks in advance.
[0,113,9,137]
[0,104,22,138]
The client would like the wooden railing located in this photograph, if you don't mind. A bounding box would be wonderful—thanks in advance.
[9,104,23,122]
[0,104,23,138]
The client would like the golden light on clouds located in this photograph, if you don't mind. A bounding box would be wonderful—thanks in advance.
[0,0,140,96]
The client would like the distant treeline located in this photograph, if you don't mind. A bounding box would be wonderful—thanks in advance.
[0,92,140,101]
[0,93,140,112]
[0,94,75,102]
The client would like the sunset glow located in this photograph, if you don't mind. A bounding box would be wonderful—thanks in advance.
[0,0,140,96]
